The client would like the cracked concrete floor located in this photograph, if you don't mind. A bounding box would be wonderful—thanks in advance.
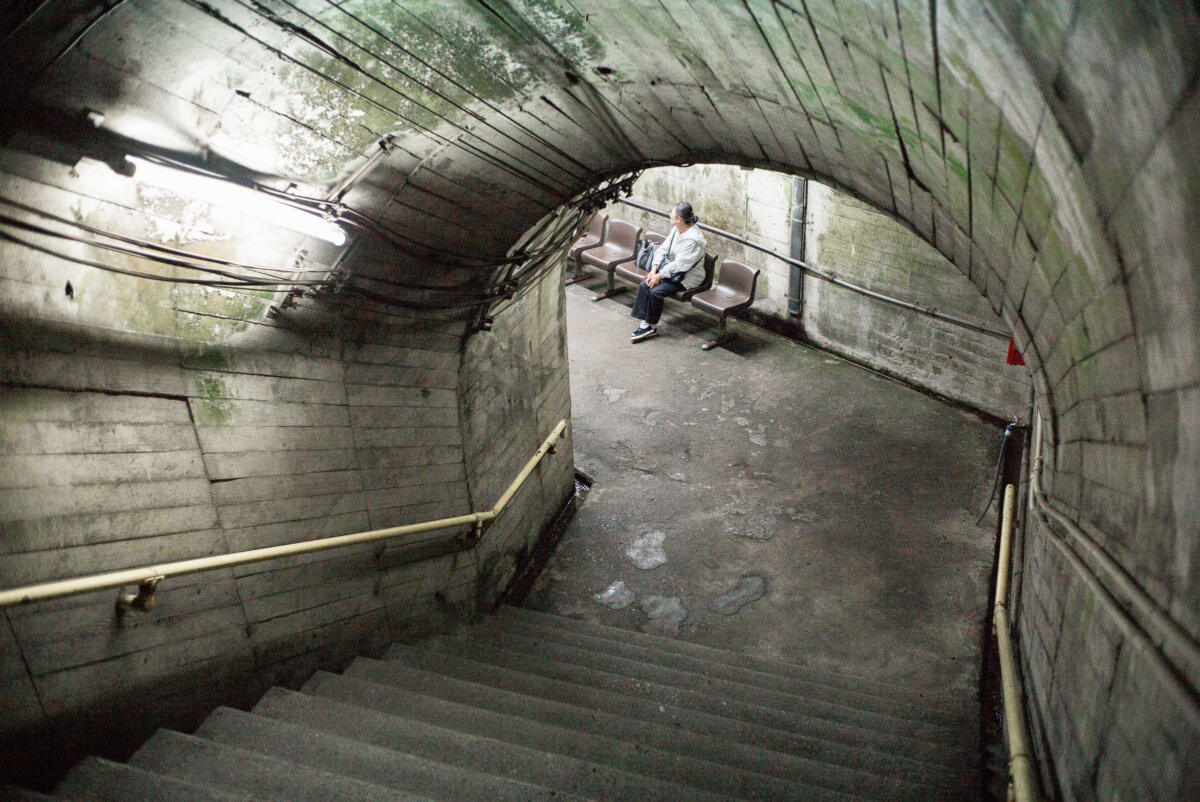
[522,279,1004,703]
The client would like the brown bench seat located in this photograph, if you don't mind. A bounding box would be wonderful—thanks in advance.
[611,231,663,290]
[580,219,641,301]
[615,248,716,300]
[565,211,608,285]
[690,258,760,350]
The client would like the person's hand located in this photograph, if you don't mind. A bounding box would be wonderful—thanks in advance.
[646,271,661,288]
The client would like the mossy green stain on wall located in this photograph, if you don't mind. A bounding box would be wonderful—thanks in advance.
[508,0,602,66]
[175,288,269,342]
[192,375,233,424]
[313,0,597,137]
[815,184,996,319]
[842,97,900,142]
[947,153,969,183]
[193,397,233,425]
[77,266,271,342]
[182,344,233,372]
[194,375,226,400]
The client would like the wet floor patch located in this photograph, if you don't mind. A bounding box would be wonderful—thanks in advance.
[708,574,767,615]
[626,529,668,569]
[602,387,627,403]
[639,595,687,636]
[592,580,634,609]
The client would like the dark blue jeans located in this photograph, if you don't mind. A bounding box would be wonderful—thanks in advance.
[631,277,683,325]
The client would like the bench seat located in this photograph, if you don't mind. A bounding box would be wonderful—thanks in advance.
[581,219,641,301]
[614,246,715,303]
[689,258,760,350]
[566,211,608,285]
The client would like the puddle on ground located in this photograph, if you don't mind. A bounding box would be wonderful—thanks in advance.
[626,530,668,569]
[602,387,627,403]
[709,574,767,615]
[592,580,634,609]
[639,594,686,636]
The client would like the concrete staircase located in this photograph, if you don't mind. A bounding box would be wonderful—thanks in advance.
[41,605,980,800]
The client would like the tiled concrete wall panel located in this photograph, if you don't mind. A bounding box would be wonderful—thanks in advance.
[1018,514,1200,801]
[804,185,1029,419]
[461,270,575,603]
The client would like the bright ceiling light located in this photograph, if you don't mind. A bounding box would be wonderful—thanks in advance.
[126,156,347,246]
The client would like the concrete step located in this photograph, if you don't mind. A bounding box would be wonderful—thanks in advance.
[343,657,911,800]
[501,605,967,723]
[304,669,866,802]
[462,617,965,750]
[416,633,968,781]
[54,755,254,801]
[247,686,727,802]
[382,643,972,797]
[496,606,969,732]
[129,728,430,801]
[0,786,53,801]
[194,704,594,802]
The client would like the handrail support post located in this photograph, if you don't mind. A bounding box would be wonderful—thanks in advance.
[116,576,164,614]
[470,513,490,547]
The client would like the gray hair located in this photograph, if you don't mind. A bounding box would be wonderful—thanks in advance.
[674,202,698,226]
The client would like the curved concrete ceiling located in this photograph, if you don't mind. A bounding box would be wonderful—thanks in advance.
[2,2,1198,619]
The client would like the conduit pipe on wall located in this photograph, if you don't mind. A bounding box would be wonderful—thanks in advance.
[1028,414,1200,726]
[617,197,1010,340]
[787,176,807,318]
[0,420,568,610]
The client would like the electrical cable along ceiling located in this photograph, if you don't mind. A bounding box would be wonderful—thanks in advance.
[0,0,639,327]
[5,0,969,325]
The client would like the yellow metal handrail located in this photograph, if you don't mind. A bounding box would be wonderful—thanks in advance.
[0,419,568,609]
[995,482,1040,801]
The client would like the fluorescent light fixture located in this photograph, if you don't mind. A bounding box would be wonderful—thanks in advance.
[126,156,346,246]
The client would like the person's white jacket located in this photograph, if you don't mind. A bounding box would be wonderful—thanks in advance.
[653,225,706,280]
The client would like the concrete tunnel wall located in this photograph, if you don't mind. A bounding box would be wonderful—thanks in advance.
[0,0,1198,796]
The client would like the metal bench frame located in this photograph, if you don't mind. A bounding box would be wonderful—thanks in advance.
[689,258,761,351]
[565,211,608,285]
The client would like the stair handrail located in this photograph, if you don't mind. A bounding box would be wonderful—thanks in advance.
[995,481,1041,801]
[0,419,568,610]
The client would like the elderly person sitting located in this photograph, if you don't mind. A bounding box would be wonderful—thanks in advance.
[630,201,706,342]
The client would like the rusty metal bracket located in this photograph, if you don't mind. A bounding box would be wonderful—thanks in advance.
[279,287,304,310]
[573,171,642,214]
[116,576,164,613]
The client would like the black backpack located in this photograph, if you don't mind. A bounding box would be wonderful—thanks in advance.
[634,238,657,272]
